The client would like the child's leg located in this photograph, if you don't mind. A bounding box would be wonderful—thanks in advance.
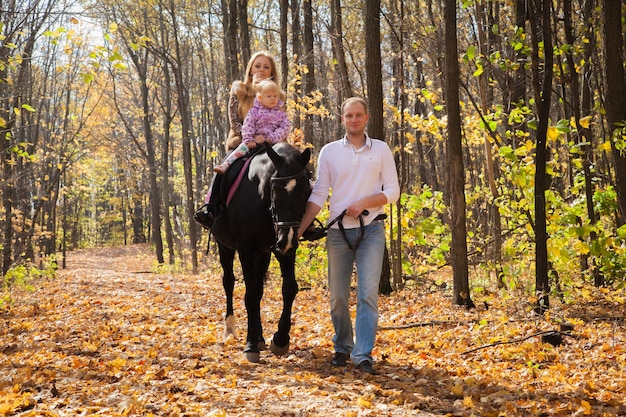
[214,143,250,174]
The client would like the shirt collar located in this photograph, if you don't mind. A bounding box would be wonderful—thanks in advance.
[341,133,372,152]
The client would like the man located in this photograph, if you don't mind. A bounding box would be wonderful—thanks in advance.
[298,97,400,375]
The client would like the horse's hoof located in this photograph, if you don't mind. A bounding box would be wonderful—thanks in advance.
[270,339,289,357]
[223,315,237,342]
[244,350,260,363]
[258,340,268,351]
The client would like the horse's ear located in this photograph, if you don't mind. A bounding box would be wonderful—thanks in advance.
[300,148,311,166]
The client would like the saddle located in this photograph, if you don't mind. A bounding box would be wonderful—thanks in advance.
[194,147,267,231]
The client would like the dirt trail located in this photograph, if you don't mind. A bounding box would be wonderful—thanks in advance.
[1,244,445,416]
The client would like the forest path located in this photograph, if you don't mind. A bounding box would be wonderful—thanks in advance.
[1,244,624,416]
[1,244,444,416]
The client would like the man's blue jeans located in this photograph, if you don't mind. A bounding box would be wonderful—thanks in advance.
[326,220,385,365]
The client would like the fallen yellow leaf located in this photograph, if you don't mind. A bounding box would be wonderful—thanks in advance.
[356,396,372,408]
[581,399,592,415]
[451,380,464,397]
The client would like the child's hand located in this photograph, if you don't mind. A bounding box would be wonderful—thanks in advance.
[247,142,257,149]
[254,135,265,144]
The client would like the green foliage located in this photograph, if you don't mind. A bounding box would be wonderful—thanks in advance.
[613,120,626,155]
[151,259,185,274]
[1,255,57,310]
[545,186,626,289]
[491,129,626,295]
[398,188,450,277]
[295,208,331,286]
[295,188,451,286]
[295,243,328,287]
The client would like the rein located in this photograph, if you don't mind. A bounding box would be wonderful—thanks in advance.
[304,210,387,251]
[324,209,368,251]
[336,211,367,251]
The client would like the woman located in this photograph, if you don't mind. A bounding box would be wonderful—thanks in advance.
[225,51,284,151]
[203,51,284,227]
[215,80,290,174]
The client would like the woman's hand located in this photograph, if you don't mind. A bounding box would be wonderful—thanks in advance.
[252,72,267,86]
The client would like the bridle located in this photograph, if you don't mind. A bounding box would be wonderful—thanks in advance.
[269,169,310,235]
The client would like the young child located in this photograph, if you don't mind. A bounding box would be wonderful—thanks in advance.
[214,80,290,174]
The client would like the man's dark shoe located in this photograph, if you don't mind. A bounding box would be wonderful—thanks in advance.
[331,352,349,366]
[356,360,379,375]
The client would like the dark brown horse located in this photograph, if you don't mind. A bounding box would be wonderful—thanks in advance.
[211,142,311,362]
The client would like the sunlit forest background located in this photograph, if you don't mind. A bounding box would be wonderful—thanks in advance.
[2,0,626,307]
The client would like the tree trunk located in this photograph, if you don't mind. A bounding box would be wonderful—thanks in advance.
[132,192,147,244]
[563,0,602,285]
[169,4,199,273]
[379,245,393,295]
[329,0,353,127]
[364,0,393,294]
[238,0,250,67]
[223,0,239,84]
[280,0,289,93]
[0,8,48,272]
[509,0,527,133]
[0,47,15,274]
[602,0,626,227]
[161,62,176,265]
[444,0,473,308]
[528,0,553,314]
[303,0,315,143]
[474,1,504,288]
[389,0,405,290]
[364,0,383,138]
[291,0,302,131]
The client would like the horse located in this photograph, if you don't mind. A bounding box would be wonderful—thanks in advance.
[210,142,311,362]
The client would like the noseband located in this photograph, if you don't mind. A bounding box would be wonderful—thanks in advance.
[269,169,310,232]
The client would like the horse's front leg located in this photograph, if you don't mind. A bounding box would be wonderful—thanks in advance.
[218,244,237,341]
[270,253,299,357]
[239,250,270,363]
[255,253,271,351]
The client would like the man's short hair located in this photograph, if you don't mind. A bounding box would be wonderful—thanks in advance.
[341,97,368,115]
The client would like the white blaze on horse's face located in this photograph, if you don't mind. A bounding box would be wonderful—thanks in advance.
[285,178,297,192]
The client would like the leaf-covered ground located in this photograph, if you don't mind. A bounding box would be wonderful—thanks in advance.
[1,244,624,416]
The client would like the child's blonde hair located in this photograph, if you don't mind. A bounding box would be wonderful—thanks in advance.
[256,79,283,96]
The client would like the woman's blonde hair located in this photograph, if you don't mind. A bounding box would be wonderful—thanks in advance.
[242,51,281,87]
